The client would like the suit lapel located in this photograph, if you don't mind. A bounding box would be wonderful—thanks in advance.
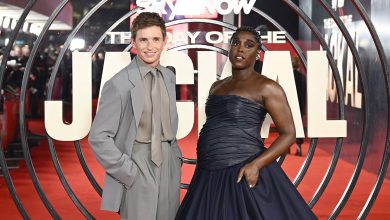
[127,58,144,128]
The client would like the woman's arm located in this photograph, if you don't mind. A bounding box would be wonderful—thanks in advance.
[237,80,296,187]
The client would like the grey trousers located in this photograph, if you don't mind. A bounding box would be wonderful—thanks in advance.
[120,142,181,220]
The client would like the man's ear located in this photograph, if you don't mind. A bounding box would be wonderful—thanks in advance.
[163,36,168,47]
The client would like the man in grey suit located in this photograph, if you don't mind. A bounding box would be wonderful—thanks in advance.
[88,12,182,220]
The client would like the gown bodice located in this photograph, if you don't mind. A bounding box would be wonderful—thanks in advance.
[197,94,268,170]
[177,95,318,220]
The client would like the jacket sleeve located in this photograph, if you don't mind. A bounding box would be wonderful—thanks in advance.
[88,80,138,189]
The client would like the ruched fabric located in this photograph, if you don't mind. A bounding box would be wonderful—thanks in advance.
[197,95,266,170]
[176,95,317,220]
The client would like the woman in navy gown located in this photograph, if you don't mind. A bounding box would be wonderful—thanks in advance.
[175,26,317,220]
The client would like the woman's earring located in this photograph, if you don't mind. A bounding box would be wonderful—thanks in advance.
[256,54,260,60]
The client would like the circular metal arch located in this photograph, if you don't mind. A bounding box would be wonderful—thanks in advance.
[0,0,37,218]
[0,1,388,219]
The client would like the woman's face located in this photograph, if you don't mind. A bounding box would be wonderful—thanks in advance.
[229,31,260,70]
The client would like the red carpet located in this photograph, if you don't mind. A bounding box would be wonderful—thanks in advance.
[1,119,390,219]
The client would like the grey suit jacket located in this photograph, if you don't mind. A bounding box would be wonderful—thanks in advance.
[88,58,181,211]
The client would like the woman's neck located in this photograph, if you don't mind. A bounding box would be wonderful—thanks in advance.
[232,68,254,81]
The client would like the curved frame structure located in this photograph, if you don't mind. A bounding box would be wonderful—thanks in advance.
[0,1,388,218]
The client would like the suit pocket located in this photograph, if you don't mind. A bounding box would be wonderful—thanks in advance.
[101,174,126,211]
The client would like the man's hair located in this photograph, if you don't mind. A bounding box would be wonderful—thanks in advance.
[131,12,167,40]
[230,26,262,50]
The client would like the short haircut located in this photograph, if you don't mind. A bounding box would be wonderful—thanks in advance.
[131,12,167,40]
[230,26,262,50]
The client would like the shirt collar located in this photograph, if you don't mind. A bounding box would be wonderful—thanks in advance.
[136,56,163,78]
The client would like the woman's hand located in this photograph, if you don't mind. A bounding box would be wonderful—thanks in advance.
[237,161,262,188]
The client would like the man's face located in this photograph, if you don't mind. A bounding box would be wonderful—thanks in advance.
[13,46,22,57]
[22,45,30,57]
[132,25,166,67]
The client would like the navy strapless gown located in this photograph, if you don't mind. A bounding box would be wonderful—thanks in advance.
[176,95,317,220]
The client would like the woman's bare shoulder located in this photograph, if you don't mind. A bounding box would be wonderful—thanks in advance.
[254,75,285,98]
[209,76,231,94]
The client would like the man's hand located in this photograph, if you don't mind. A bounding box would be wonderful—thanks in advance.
[237,161,262,188]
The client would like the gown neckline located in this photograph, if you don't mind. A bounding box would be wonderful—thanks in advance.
[209,94,265,110]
